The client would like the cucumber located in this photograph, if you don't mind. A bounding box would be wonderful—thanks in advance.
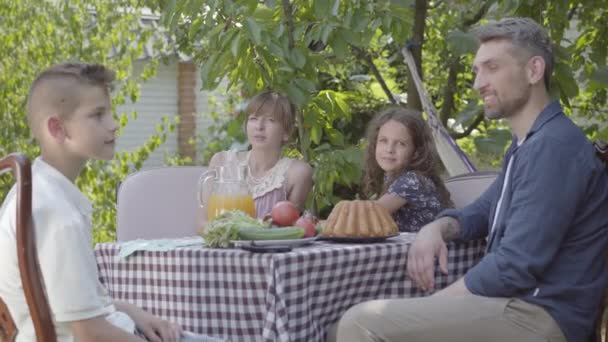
[238,226,305,241]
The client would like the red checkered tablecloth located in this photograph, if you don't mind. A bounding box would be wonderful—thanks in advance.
[95,234,485,342]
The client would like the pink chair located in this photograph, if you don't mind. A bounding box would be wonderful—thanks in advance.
[444,171,499,209]
[116,166,207,241]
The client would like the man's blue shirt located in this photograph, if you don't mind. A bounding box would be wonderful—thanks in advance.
[439,101,608,342]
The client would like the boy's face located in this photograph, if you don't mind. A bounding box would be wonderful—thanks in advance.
[472,39,532,120]
[60,85,118,161]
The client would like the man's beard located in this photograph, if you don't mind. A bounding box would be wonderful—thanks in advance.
[484,89,530,120]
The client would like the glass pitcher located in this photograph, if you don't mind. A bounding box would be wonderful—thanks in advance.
[198,164,256,221]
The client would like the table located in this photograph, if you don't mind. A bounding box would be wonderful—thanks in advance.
[95,234,485,342]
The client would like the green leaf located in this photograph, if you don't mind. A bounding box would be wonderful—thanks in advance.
[310,124,322,144]
[313,0,331,18]
[289,48,306,69]
[267,40,284,59]
[591,67,608,87]
[390,0,414,7]
[554,62,579,98]
[231,33,242,57]
[295,78,316,92]
[320,24,333,44]
[330,33,349,59]
[244,18,262,44]
[454,100,482,126]
[286,82,307,107]
[447,30,478,56]
[160,0,177,28]
[199,54,218,89]
[252,6,274,20]
[473,130,511,155]
[226,119,242,137]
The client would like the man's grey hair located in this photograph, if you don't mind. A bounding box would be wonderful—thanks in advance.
[472,17,554,90]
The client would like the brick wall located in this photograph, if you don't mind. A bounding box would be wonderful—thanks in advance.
[177,62,197,161]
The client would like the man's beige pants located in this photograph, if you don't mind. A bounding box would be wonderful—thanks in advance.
[327,295,566,342]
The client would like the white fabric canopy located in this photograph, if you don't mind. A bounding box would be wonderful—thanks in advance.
[401,47,476,176]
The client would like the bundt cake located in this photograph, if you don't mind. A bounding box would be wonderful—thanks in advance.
[322,200,399,238]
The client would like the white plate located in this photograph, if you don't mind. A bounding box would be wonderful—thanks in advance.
[232,236,318,248]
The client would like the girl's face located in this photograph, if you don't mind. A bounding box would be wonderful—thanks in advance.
[246,112,288,150]
[375,119,416,176]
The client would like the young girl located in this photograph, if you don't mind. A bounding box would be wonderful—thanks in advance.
[362,107,453,232]
[205,91,313,221]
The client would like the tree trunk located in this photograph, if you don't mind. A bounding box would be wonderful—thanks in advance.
[406,0,427,111]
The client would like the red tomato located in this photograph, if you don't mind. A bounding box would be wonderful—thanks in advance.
[295,216,317,238]
[270,201,300,226]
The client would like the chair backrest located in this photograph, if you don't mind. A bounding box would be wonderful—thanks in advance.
[0,154,56,342]
[116,166,207,241]
[444,171,499,209]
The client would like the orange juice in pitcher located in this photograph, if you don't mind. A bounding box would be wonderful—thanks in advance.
[207,193,256,221]
[199,162,257,221]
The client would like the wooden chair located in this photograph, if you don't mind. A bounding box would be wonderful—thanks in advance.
[0,154,56,341]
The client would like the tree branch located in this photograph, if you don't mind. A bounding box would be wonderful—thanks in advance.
[281,0,309,162]
[353,47,397,105]
[427,0,444,10]
[567,4,578,20]
[439,58,460,126]
[451,112,485,139]
[438,2,488,132]
[463,2,491,27]
[406,0,427,111]
[282,0,295,50]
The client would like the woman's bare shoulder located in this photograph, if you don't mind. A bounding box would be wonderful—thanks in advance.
[287,159,313,180]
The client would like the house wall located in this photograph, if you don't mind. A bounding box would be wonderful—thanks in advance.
[115,58,224,168]
[115,60,179,167]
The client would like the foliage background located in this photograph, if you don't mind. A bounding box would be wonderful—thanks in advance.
[1,0,607,242]
[158,0,608,218]
[0,0,174,242]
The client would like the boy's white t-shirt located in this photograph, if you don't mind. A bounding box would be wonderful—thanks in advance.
[0,158,135,341]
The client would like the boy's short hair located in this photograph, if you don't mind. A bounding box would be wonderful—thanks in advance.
[472,17,554,89]
[26,62,115,136]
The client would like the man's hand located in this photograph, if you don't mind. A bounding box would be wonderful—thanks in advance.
[116,301,181,342]
[407,217,458,290]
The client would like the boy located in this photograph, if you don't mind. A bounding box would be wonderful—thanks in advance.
[0,63,209,341]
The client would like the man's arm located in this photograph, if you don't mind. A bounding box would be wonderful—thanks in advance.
[438,216,463,241]
[407,176,500,291]
[407,217,461,290]
[464,138,587,297]
[437,174,501,242]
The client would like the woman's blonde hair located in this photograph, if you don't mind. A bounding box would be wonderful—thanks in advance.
[361,106,453,208]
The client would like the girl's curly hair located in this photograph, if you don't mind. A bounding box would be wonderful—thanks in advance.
[361,106,453,208]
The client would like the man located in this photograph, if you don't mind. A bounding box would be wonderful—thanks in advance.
[335,17,608,342]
